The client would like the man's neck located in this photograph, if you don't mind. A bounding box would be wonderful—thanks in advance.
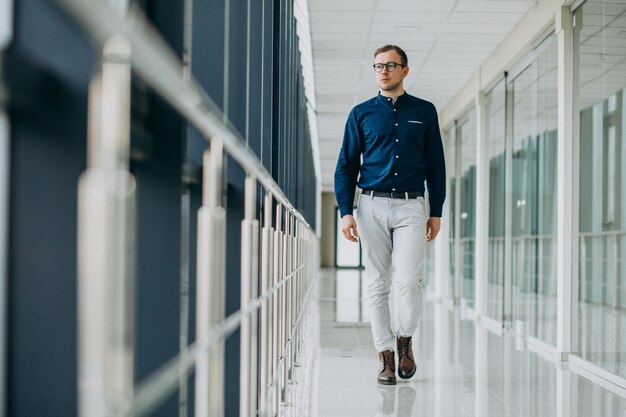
[379,88,404,102]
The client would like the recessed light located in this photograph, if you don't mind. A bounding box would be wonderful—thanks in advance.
[394,25,421,32]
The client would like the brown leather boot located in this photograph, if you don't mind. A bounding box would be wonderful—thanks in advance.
[397,336,417,379]
[377,350,396,385]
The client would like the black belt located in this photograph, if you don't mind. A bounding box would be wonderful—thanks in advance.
[362,190,424,199]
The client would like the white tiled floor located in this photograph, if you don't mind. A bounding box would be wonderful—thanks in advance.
[313,268,626,417]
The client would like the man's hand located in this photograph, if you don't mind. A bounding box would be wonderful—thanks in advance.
[341,214,359,242]
[426,217,441,241]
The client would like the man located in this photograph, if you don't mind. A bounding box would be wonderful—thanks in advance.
[334,44,446,385]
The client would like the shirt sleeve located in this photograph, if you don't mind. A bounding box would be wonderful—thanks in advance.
[425,104,446,217]
[334,108,362,217]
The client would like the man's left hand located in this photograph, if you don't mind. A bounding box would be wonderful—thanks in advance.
[426,217,441,241]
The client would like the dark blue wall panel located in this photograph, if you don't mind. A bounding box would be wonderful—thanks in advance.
[5,1,93,415]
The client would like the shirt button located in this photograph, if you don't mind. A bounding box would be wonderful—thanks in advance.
[395,123,398,126]
[395,155,399,159]
[392,188,396,191]
[395,139,399,142]
[394,109,396,112]
[387,98,391,101]
[394,172,398,176]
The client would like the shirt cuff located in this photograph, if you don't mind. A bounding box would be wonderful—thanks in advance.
[339,204,353,217]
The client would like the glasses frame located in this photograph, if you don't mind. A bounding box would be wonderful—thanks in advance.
[372,62,405,72]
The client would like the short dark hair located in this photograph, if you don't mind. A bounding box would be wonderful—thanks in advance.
[374,44,408,67]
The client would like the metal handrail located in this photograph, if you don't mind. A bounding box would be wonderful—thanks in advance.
[62,1,320,417]
[57,0,310,228]
[130,263,313,417]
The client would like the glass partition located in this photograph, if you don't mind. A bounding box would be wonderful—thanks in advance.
[445,127,457,301]
[485,79,507,322]
[509,33,558,346]
[575,0,626,377]
[459,108,477,310]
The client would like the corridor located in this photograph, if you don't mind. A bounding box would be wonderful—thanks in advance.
[3,0,626,416]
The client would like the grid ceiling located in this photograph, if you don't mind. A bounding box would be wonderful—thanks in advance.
[309,0,537,190]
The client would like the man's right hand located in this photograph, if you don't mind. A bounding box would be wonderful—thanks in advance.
[341,214,359,242]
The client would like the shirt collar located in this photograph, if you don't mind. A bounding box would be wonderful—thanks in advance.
[377,91,408,106]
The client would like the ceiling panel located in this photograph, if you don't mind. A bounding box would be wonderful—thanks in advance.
[310,11,448,24]
[308,0,537,190]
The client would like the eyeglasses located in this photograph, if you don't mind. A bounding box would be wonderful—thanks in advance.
[373,62,405,72]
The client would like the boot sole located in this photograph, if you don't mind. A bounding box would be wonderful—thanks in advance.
[398,368,416,379]
[377,379,397,385]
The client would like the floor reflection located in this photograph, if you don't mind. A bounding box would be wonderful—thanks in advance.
[315,268,626,417]
[375,385,417,417]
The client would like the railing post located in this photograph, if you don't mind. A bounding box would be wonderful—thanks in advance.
[77,34,135,417]
[281,207,291,408]
[250,214,260,417]
[273,203,282,416]
[195,140,226,417]
[260,191,273,417]
[240,174,257,417]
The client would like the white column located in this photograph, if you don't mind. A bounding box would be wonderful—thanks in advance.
[434,125,454,302]
[556,365,573,417]
[474,79,489,319]
[454,125,462,305]
[556,5,575,359]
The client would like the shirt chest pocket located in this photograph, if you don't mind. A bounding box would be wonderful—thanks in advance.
[405,120,426,146]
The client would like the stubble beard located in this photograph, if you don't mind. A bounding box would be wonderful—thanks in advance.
[379,78,402,92]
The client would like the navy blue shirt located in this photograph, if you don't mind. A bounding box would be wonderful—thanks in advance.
[334,91,446,217]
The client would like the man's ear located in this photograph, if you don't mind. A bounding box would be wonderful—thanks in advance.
[403,66,410,78]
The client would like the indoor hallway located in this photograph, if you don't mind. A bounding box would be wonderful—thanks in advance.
[314,268,626,417]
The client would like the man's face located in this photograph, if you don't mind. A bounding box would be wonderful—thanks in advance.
[374,50,409,92]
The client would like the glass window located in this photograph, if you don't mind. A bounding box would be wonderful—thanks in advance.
[459,108,477,310]
[485,79,507,322]
[575,0,626,377]
[509,33,558,346]
[445,127,457,300]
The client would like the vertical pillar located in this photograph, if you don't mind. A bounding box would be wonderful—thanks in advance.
[435,128,452,301]
[556,365,573,417]
[556,4,575,359]
[475,76,489,319]
[454,122,462,305]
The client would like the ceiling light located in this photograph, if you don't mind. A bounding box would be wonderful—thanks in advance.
[394,25,421,32]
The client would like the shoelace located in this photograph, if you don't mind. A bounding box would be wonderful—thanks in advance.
[381,352,394,370]
[398,339,412,359]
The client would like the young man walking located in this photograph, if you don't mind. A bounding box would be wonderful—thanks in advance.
[334,44,446,385]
